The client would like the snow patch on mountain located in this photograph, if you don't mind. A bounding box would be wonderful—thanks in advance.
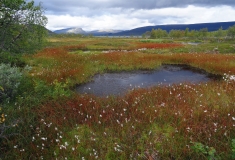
[67,28,86,34]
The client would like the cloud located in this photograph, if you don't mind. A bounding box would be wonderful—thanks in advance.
[46,13,154,31]
[33,0,235,12]
[46,5,235,31]
[27,0,235,31]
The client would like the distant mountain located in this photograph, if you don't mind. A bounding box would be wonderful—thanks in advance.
[52,21,235,36]
[89,29,123,36]
[54,27,86,34]
[111,21,235,36]
[53,27,123,35]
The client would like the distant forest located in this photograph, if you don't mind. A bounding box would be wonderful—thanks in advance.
[142,26,234,38]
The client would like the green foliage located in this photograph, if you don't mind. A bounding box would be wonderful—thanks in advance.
[143,26,235,39]
[0,52,26,66]
[169,29,185,38]
[150,28,168,39]
[214,27,226,37]
[191,142,218,160]
[0,63,22,103]
[34,79,71,99]
[227,25,235,38]
[0,0,48,54]
[199,28,208,38]
[185,27,189,37]
[0,86,3,92]
[231,139,235,159]
[142,31,151,38]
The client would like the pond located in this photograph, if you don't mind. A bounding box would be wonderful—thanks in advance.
[75,64,221,97]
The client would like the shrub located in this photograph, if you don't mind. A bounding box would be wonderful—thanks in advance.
[191,142,218,160]
[33,79,71,99]
[0,52,26,67]
[0,64,22,103]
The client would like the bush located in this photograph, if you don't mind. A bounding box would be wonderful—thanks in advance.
[0,52,26,67]
[0,64,22,103]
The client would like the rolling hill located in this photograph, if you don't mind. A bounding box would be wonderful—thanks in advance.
[110,21,235,36]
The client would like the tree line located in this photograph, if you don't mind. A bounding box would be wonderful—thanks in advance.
[142,26,235,39]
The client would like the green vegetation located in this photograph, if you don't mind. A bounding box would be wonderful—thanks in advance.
[143,25,235,39]
[0,64,23,103]
[1,2,235,159]
[1,35,235,159]
[0,0,47,56]
[228,25,235,38]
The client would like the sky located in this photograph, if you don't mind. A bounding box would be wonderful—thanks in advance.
[30,0,235,31]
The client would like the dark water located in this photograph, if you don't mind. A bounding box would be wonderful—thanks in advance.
[75,64,221,97]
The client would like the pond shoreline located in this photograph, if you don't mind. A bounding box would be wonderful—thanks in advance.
[75,64,223,97]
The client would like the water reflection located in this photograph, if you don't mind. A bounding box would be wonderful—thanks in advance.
[75,64,221,97]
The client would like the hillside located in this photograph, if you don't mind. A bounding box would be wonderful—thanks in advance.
[110,21,235,36]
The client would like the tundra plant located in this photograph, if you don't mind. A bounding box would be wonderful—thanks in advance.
[0,64,22,102]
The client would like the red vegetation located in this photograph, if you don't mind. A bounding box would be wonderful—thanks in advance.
[29,44,235,86]
[35,80,235,157]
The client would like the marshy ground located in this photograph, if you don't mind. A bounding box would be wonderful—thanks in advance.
[2,36,235,159]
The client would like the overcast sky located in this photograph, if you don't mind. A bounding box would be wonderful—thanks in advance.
[30,0,235,31]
